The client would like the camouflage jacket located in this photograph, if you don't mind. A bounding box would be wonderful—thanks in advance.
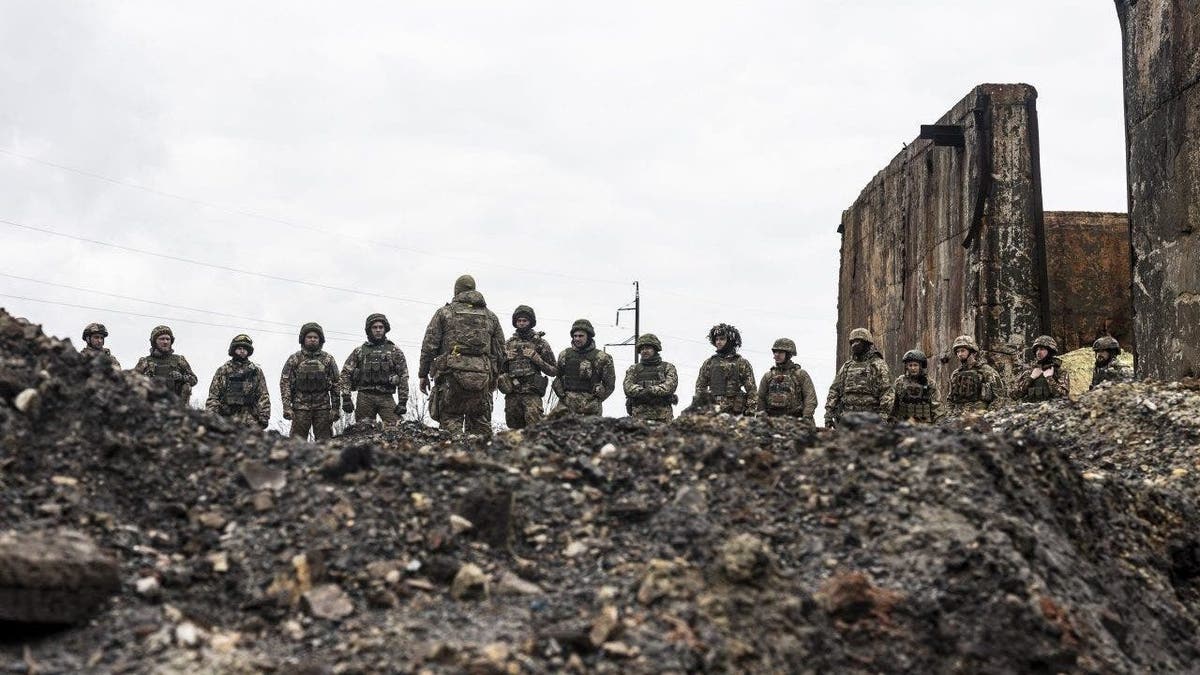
[757,361,817,420]
[80,346,121,369]
[418,290,505,382]
[1091,361,1134,389]
[624,356,679,409]
[342,340,408,402]
[499,330,557,396]
[825,350,892,421]
[134,350,198,396]
[552,342,616,410]
[890,374,943,422]
[1013,357,1070,402]
[946,360,1006,410]
[206,359,270,423]
[694,353,757,413]
[280,349,340,412]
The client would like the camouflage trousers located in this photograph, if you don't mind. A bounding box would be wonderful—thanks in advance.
[630,402,673,423]
[550,392,603,417]
[291,407,335,441]
[354,390,399,426]
[434,378,494,437]
[504,393,544,430]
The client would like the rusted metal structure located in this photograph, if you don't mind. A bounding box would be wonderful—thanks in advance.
[1116,0,1200,379]
[1044,211,1133,353]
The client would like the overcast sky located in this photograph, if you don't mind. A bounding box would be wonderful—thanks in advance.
[0,1,1128,429]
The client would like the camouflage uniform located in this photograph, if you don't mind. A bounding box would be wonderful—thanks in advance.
[623,334,679,422]
[946,334,1006,414]
[1091,336,1133,389]
[825,327,892,427]
[1013,335,1070,402]
[757,338,817,424]
[890,349,942,423]
[694,323,757,415]
[551,319,616,416]
[419,275,505,436]
[281,322,341,440]
[133,325,198,400]
[341,313,409,427]
[206,334,270,428]
[79,323,121,369]
[498,305,557,429]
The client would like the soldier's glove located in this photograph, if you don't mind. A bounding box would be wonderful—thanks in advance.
[824,416,836,429]
[395,402,406,418]
[419,376,431,395]
[593,384,606,398]
[283,410,293,421]
[341,395,355,414]
[389,374,400,386]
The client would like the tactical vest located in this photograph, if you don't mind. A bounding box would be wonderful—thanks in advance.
[1023,363,1058,402]
[632,362,673,405]
[895,378,933,421]
[707,358,743,397]
[766,370,798,410]
[949,367,982,402]
[446,305,493,356]
[504,337,548,395]
[1092,363,1130,388]
[357,344,395,388]
[148,355,185,394]
[294,355,330,393]
[841,359,877,398]
[223,366,259,407]
[561,348,600,393]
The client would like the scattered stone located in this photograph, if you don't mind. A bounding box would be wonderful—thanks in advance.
[450,563,489,600]
[302,584,354,621]
[495,570,543,596]
[252,492,274,512]
[174,622,200,648]
[240,460,287,491]
[717,534,772,583]
[135,576,161,597]
[449,514,474,535]
[14,388,39,415]
[589,605,619,647]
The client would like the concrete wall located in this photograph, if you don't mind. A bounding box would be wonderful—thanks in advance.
[837,84,1046,391]
[1117,0,1200,379]
[1043,211,1134,354]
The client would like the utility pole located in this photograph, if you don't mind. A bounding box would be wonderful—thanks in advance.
[605,281,640,362]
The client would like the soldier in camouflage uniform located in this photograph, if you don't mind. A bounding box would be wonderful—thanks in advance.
[890,349,942,423]
[205,334,270,428]
[1091,336,1133,389]
[419,275,506,436]
[80,323,120,369]
[623,334,679,422]
[133,325,198,400]
[341,313,408,427]
[757,338,817,424]
[693,323,757,415]
[550,319,616,416]
[280,322,341,440]
[497,305,557,429]
[824,327,892,427]
[1013,335,1070,402]
[945,334,1005,414]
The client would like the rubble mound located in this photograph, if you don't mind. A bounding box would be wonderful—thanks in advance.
[3,307,1200,673]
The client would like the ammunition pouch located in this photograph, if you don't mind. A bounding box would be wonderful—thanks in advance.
[357,347,395,389]
[294,357,330,393]
[440,353,491,392]
[949,369,983,402]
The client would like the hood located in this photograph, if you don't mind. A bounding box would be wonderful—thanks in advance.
[453,290,486,307]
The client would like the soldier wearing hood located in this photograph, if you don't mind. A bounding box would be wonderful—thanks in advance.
[280,322,341,440]
[1013,335,1070,402]
[340,313,409,427]
[206,334,270,428]
[498,305,557,429]
[134,325,198,401]
[824,327,892,427]
[890,349,942,423]
[623,334,679,422]
[80,323,121,369]
[694,323,757,415]
[1090,336,1133,389]
[550,318,616,416]
[945,334,1005,414]
[419,275,506,436]
[757,338,817,424]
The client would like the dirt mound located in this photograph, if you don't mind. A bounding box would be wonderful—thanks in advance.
[4,307,1200,673]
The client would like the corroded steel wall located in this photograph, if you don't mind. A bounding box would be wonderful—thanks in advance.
[1044,211,1133,354]
[1117,0,1200,379]
[837,84,1046,392]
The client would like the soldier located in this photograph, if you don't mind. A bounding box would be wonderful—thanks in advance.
[133,325,198,400]
[341,313,409,427]
[418,275,505,436]
[80,323,121,369]
[890,349,942,423]
[205,334,270,428]
[550,319,616,416]
[945,334,1005,414]
[757,338,817,424]
[824,327,892,427]
[1013,335,1070,402]
[693,323,757,415]
[280,322,341,440]
[497,305,557,429]
[623,333,679,422]
[1091,336,1133,389]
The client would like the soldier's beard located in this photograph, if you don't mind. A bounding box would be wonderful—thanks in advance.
[303,344,320,353]
[368,335,386,344]
[1096,354,1112,367]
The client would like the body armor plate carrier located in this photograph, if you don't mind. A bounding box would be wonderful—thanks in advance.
[561,349,597,393]
[896,379,932,420]
[358,346,394,388]
[766,373,797,410]
[295,357,330,393]
[150,356,185,394]
[223,367,259,407]
[950,368,982,402]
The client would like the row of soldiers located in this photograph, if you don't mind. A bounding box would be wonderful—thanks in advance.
[75,276,821,438]
[823,328,1134,427]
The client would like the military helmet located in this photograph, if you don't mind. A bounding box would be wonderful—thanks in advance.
[708,323,743,349]
[1093,335,1121,354]
[365,312,390,336]
[951,334,979,353]
[150,325,174,346]
[228,334,254,357]
[1031,335,1058,355]
[454,274,476,295]
[299,322,326,346]
[571,318,595,338]
[512,305,537,328]
[82,323,108,340]
[771,338,797,356]
[902,349,928,367]
[636,333,662,352]
[848,327,874,344]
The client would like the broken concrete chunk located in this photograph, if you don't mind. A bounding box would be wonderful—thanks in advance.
[303,583,354,620]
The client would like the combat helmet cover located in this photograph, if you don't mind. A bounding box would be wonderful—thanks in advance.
[902,349,928,366]
[299,322,326,346]
[512,305,537,328]
[82,323,108,341]
[570,319,595,338]
[771,338,797,356]
[951,335,979,353]
[708,323,742,349]
[228,334,254,357]
[1093,335,1121,354]
[365,313,391,336]
[848,327,874,344]
[150,325,174,347]
[1032,335,1058,355]
[637,333,662,352]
